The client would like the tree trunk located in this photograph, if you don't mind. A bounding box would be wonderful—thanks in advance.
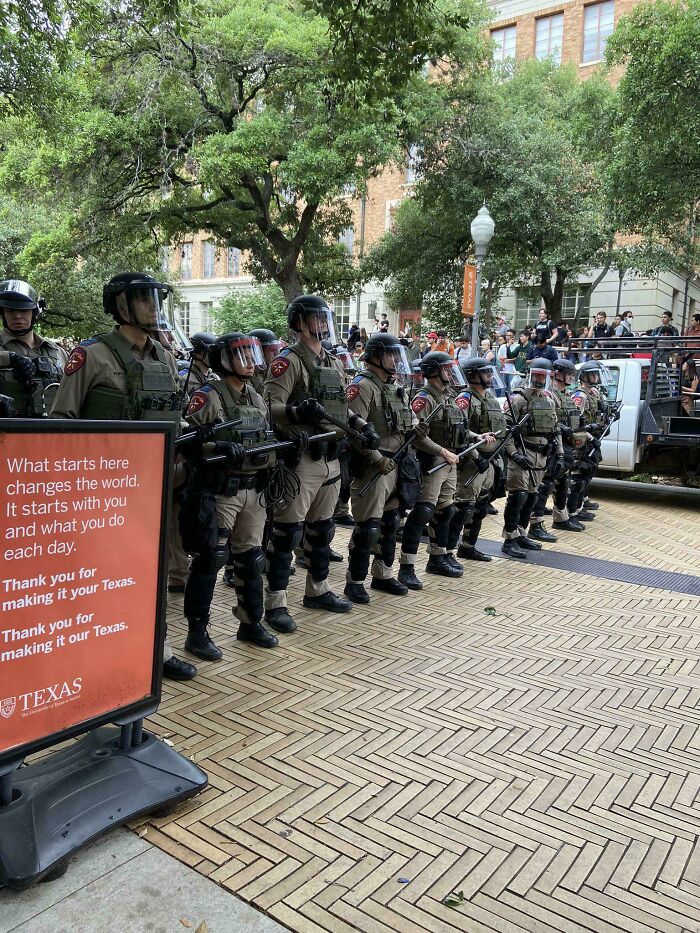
[540,267,567,321]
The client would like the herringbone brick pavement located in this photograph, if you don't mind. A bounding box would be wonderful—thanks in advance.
[133,493,700,932]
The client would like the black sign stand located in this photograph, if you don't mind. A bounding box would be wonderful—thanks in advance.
[0,421,208,890]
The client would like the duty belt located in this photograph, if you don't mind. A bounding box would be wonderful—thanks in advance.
[523,439,549,452]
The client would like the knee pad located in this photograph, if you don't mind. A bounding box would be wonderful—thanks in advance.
[305,518,335,581]
[380,508,400,537]
[409,501,436,528]
[214,529,230,573]
[352,519,381,550]
[305,517,335,546]
[473,498,490,521]
[270,521,304,554]
[431,504,454,547]
[234,547,266,581]
[401,501,435,554]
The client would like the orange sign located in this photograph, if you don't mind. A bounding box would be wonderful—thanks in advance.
[462,264,477,317]
[0,430,167,756]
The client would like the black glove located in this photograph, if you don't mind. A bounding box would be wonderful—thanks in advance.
[511,452,532,470]
[591,438,602,450]
[8,352,35,386]
[550,457,566,479]
[611,407,621,422]
[295,397,325,425]
[0,393,14,418]
[508,423,523,441]
[213,441,246,466]
[294,430,310,456]
[412,420,430,441]
[360,423,381,450]
[559,425,573,441]
[474,454,490,474]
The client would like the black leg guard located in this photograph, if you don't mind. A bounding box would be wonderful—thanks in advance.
[184,528,229,619]
[266,521,304,592]
[519,492,538,531]
[503,490,528,534]
[468,498,490,547]
[305,518,335,583]
[430,505,454,550]
[448,503,473,551]
[553,474,569,513]
[401,502,436,555]
[232,547,265,623]
[378,508,400,567]
[348,518,381,581]
[531,477,554,521]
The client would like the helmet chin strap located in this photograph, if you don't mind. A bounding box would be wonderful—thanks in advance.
[2,312,34,336]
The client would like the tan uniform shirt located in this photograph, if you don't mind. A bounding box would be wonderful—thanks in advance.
[409,383,461,459]
[0,327,68,375]
[49,326,180,419]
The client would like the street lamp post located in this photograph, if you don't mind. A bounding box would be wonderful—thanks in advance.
[470,204,495,357]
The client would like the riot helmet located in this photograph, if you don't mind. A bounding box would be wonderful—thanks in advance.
[528,357,553,391]
[578,359,610,389]
[249,328,283,366]
[420,351,465,387]
[409,360,425,390]
[330,344,356,374]
[210,333,264,380]
[460,356,503,391]
[552,358,576,385]
[286,294,337,344]
[190,332,217,362]
[103,272,172,333]
[0,280,41,336]
[363,332,411,385]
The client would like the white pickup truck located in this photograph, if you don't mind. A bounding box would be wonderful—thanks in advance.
[592,345,700,479]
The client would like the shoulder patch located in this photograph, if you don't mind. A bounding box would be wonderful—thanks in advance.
[187,388,210,415]
[270,357,290,378]
[411,394,428,414]
[80,337,99,347]
[64,347,87,375]
[456,394,470,410]
[346,384,360,402]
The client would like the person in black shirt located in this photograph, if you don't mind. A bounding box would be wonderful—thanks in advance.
[534,308,557,344]
[591,311,614,340]
[652,312,680,337]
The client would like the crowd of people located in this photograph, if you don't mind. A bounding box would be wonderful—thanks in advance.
[0,276,632,688]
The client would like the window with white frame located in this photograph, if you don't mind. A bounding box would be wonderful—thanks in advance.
[199,301,214,332]
[338,227,354,255]
[180,243,193,281]
[202,241,216,279]
[405,144,422,184]
[560,285,591,326]
[582,1,614,64]
[535,13,564,63]
[176,302,190,333]
[491,25,516,63]
[332,297,351,341]
[514,287,541,330]
[227,247,241,277]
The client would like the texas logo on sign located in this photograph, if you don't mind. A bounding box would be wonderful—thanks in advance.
[0,698,16,719]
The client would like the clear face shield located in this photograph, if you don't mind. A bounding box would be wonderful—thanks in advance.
[440,360,465,387]
[333,347,356,373]
[580,364,610,390]
[261,341,283,367]
[380,344,412,386]
[117,284,171,332]
[302,306,338,344]
[528,366,552,392]
[221,336,264,378]
[466,364,503,392]
[554,366,576,386]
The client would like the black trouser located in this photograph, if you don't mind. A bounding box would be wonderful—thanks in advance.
[503,490,538,535]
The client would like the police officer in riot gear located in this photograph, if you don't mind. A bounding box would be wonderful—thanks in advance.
[570,360,612,520]
[248,328,284,394]
[501,358,564,559]
[529,358,586,538]
[263,295,379,629]
[179,332,217,396]
[448,358,513,562]
[398,352,466,588]
[0,279,67,416]
[182,333,279,656]
[50,271,195,681]
[344,332,430,603]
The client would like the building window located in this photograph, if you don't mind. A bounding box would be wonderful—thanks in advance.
[405,144,422,184]
[202,241,216,279]
[199,301,214,332]
[582,1,614,64]
[180,243,192,281]
[491,25,516,63]
[514,287,542,330]
[176,302,190,333]
[338,227,354,256]
[560,286,591,327]
[535,13,564,64]
[227,247,241,277]
[332,297,351,341]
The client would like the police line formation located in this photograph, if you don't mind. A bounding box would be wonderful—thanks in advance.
[0,274,619,682]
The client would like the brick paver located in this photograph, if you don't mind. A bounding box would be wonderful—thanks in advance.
[133,491,700,932]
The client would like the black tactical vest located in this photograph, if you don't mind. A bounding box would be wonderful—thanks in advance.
[0,342,64,417]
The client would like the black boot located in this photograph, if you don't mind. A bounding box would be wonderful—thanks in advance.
[370,577,408,595]
[487,504,498,515]
[167,583,186,594]
[583,499,599,510]
[222,567,235,588]
[185,618,223,661]
[265,607,297,633]
[516,536,542,551]
[443,553,465,572]
[501,539,527,559]
[237,621,279,648]
[344,581,370,604]
[528,523,558,543]
[329,548,344,563]
[426,554,463,577]
[398,565,423,590]
[457,543,492,562]
[303,591,353,612]
[578,510,595,522]
[163,655,197,680]
[553,518,585,532]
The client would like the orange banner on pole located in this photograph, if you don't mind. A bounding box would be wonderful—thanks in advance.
[0,429,167,756]
[462,264,476,317]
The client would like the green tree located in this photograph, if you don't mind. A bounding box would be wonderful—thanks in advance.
[363,61,620,324]
[214,284,288,336]
[3,0,486,307]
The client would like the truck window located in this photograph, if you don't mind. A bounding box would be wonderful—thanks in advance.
[606,365,621,402]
